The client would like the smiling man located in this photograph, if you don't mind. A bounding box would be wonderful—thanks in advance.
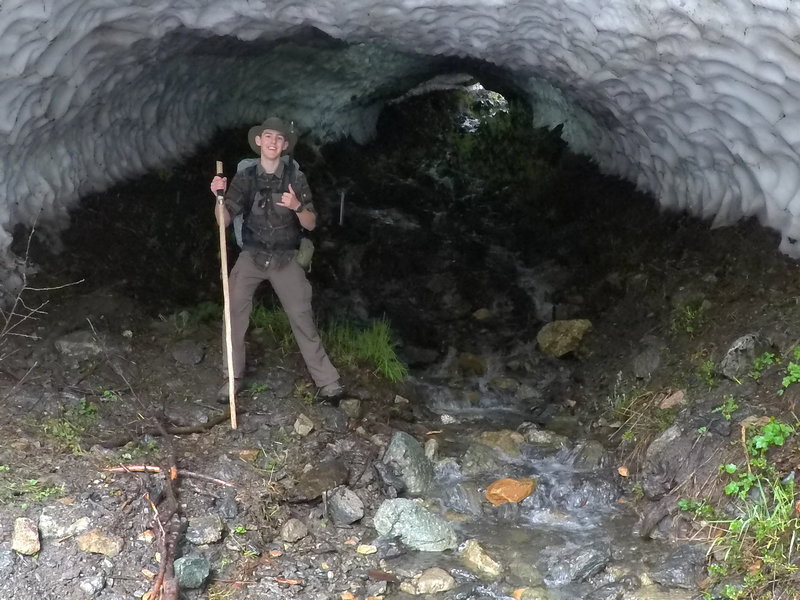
[210,117,343,402]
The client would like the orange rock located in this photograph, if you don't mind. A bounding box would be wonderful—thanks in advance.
[485,477,536,506]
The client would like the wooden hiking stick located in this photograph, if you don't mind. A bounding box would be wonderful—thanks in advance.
[215,160,237,429]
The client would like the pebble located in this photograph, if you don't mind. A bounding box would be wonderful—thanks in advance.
[12,518,40,555]
[339,398,362,418]
[328,487,365,525]
[77,529,124,557]
[460,540,504,579]
[294,413,315,436]
[174,555,210,589]
[281,518,308,543]
[416,567,456,594]
[79,575,106,595]
[185,515,224,545]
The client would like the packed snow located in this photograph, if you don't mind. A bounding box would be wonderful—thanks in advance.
[2,0,800,299]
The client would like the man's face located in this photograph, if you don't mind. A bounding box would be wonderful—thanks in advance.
[256,129,288,158]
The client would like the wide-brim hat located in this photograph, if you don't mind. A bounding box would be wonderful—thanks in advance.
[247,117,298,155]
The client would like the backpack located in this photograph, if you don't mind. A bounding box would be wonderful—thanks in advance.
[232,156,314,270]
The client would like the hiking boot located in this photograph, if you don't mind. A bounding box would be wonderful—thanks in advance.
[318,381,344,399]
[216,378,243,404]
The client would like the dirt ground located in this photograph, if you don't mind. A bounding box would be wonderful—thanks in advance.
[2,111,800,599]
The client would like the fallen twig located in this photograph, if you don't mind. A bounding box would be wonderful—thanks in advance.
[97,411,235,448]
[105,464,234,488]
[273,577,303,586]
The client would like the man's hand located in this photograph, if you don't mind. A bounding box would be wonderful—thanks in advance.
[210,176,227,197]
[276,183,302,212]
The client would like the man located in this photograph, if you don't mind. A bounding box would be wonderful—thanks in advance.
[210,116,343,401]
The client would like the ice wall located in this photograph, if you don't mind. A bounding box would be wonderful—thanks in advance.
[2,0,800,300]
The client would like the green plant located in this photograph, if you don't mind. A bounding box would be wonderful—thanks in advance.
[713,396,740,421]
[779,348,800,394]
[698,419,799,598]
[250,303,294,349]
[677,497,717,520]
[631,482,644,500]
[749,352,777,380]
[167,301,222,335]
[232,525,247,535]
[670,301,707,336]
[0,478,63,505]
[99,389,121,402]
[248,382,268,394]
[323,318,407,382]
[42,398,99,455]
[697,360,717,388]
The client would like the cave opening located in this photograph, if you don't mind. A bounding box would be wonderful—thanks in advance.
[15,72,785,370]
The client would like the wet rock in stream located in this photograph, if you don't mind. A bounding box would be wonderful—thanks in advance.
[378,431,434,495]
[541,542,612,585]
[373,498,457,552]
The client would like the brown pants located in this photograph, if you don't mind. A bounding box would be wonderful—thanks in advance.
[223,250,339,387]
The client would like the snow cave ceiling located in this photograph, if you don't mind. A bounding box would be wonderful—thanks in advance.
[2,0,800,300]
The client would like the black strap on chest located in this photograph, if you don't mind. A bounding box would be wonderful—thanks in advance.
[241,160,295,224]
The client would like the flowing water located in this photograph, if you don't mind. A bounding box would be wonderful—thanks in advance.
[381,381,693,599]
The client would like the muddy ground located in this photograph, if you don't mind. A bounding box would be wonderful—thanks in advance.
[1,98,800,600]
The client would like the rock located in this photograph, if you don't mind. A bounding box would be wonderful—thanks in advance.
[38,507,90,539]
[294,413,315,436]
[291,458,348,501]
[328,487,364,525]
[542,543,610,585]
[536,319,592,357]
[458,352,487,375]
[319,406,348,431]
[719,334,759,380]
[489,376,519,392]
[339,398,362,418]
[516,587,551,600]
[415,567,456,594]
[479,430,524,456]
[521,425,568,449]
[441,482,483,516]
[380,432,433,495]
[280,518,308,543]
[472,308,491,320]
[185,515,224,545]
[506,556,545,587]
[373,498,457,552]
[572,440,608,469]
[658,389,686,410]
[79,575,106,595]
[644,425,682,462]
[215,488,239,519]
[485,477,536,505]
[424,437,438,461]
[627,585,694,599]
[460,540,504,579]
[12,518,40,555]
[0,549,13,573]
[461,443,503,476]
[76,529,124,557]
[174,554,210,589]
[587,583,626,600]
[170,339,204,365]
[356,544,377,555]
[54,330,105,359]
[649,544,706,589]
